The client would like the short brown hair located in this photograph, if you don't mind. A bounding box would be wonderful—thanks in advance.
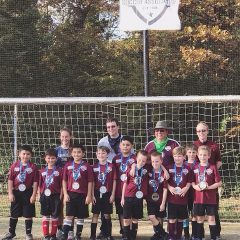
[185,144,198,152]
[198,145,211,155]
[97,145,110,154]
[136,149,148,158]
[106,117,120,126]
[173,146,186,156]
[60,126,72,136]
[150,151,163,159]
[45,148,57,158]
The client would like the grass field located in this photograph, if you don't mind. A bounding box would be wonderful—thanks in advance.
[0,218,239,240]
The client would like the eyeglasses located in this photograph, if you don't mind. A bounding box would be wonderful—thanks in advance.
[196,129,207,133]
[107,125,117,129]
[155,129,166,132]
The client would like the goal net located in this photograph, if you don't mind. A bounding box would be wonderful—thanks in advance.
[0,96,239,221]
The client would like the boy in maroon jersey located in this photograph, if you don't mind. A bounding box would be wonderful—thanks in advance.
[192,146,222,240]
[167,146,192,240]
[147,151,168,240]
[121,150,149,240]
[62,143,93,240]
[39,148,63,240]
[2,145,38,240]
[90,146,117,240]
[183,144,198,240]
[113,135,136,238]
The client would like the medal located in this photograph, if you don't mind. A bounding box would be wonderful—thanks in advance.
[152,192,160,201]
[198,164,208,190]
[136,190,143,199]
[98,162,108,194]
[120,174,127,181]
[44,188,51,196]
[18,183,26,192]
[72,182,80,190]
[175,186,182,194]
[100,186,107,194]
[199,181,207,190]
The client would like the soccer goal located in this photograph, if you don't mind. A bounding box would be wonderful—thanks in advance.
[0,96,239,220]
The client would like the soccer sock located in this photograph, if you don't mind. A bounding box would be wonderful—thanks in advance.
[50,218,58,236]
[75,219,84,237]
[176,221,183,239]
[100,213,107,235]
[209,225,218,240]
[131,222,138,240]
[42,217,50,236]
[183,219,190,237]
[123,225,130,239]
[105,218,112,237]
[118,213,123,234]
[9,218,18,235]
[168,222,176,239]
[63,219,73,238]
[154,223,166,236]
[197,223,204,239]
[191,221,197,238]
[90,223,97,238]
[25,219,33,235]
[215,211,221,236]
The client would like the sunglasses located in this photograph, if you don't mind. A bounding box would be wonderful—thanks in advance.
[155,129,166,132]
[196,129,207,133]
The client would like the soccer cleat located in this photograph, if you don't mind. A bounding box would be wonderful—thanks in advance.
[49,236,57,240]
[89,237,96,240]
[150,233,160,240]
[96,232,105,239]
[56,230,64,240]
[67,231,74,240]
[1,233,16,240]
[74,236,81,240]
[25,234,33,240]
[42,237,50,240]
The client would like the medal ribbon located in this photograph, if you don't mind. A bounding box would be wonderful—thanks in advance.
[174,164,183,187]
[45,166,56,188]
[198,163,208,182]
[135,167,143,191]
[98,162,108,186]
[120,154,131,173]
[152,168,162,193]
[19,162,29,183]
[72,161,84,181]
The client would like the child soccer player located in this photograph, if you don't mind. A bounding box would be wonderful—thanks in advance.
[167,146,192,240]
[62,143,93,240]
[39,148,63,240]
[147,151,168,240]
[192,145,222,240]
[183,144,198,240]
[113,136,136,237]
[90,146,117,240]
[121,150,149,240]
[2,145,38,240]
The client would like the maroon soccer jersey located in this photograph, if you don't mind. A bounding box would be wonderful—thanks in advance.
[63,160,93,195]
[113,153,136,198]
[8,160,38,190]
[39,166,63,194]
[124,166,149,197]
[193,163,221,204]
[145,139,180,167]
[193,140,221,165]
[147,168,167,204]
[167,164,192,205]
[92,162,117,192]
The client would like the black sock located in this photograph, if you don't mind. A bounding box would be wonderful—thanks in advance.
[105,219,112,237]
[118,214,123,234]
[209,225,217,240]
[131,223,138,240]
[100,214,107,235]
[57,225,62,230]
[91,223,97,238]
[25,219,33,235]
[184,226,190,237]
[76,224,83,237]
[215,211,221,236]
[123,226,130,239]
[197,223,204,239]
[63,224,71,238]
[9,218,18,235]
[191,221,197,238]
[155,223,166,236]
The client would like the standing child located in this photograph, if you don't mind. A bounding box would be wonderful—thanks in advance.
[192,145,222,240]
[90,146,117,240]
[147,151,168,240]
[62,143,93,240]
[39,148,63,240]
[2,145,38,240]
[183,144,198,240]
[167,146,192,240]
[113,136,136,237]
[121,150,149,240]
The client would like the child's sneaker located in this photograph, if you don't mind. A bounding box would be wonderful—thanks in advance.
[67,231,74,240]
[25,234,33,240]
[1,233,16,240]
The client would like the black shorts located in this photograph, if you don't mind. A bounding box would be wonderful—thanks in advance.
[66,192,89,218]
[11,189,35,218]
[115,198,123,215]
[40,193,61,218]
[193,203,217,217]
[92,191,113,215]
[167,202,188,220]
[147,200,166,219]
[123,197,143,220]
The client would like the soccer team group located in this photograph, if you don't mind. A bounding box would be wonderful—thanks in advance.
[2,118,222,240]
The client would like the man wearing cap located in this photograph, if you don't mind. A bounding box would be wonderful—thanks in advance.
[145,120,180,167]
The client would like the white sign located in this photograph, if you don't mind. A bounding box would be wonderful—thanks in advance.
[119,0,181,31]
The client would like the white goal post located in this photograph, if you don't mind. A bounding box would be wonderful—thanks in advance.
[0,95,239,220]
